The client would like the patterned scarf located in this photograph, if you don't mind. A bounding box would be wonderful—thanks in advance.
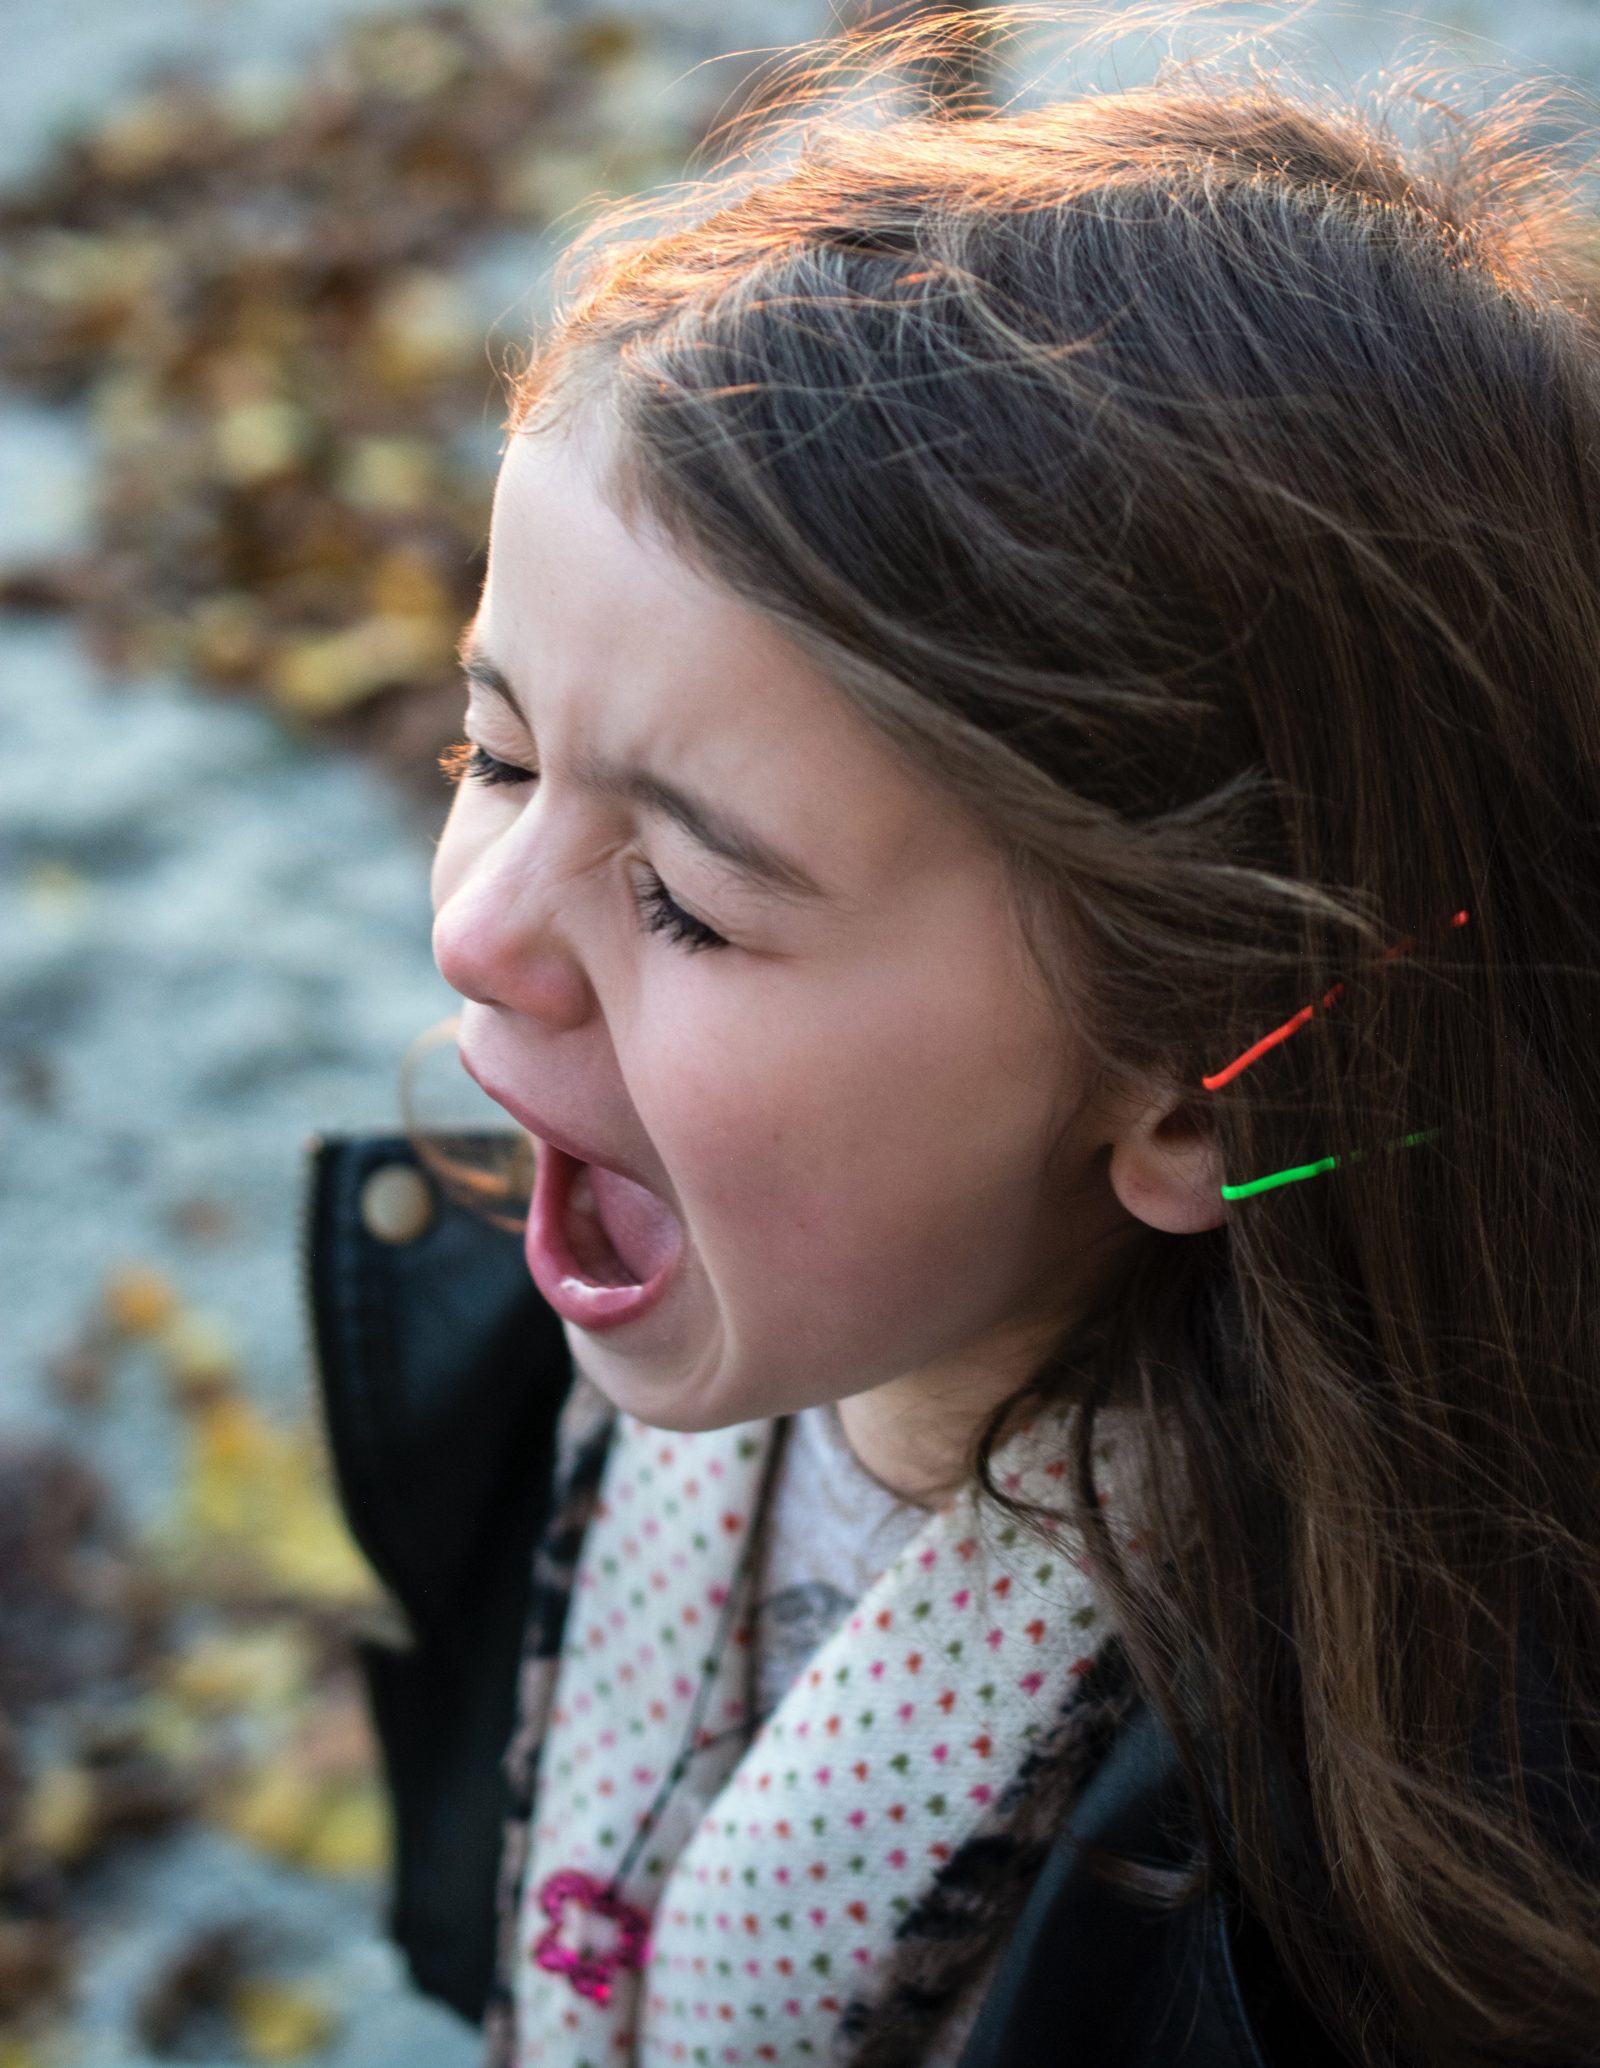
[484,1382,1133,2068]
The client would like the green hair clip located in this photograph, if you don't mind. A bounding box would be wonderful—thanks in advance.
[1206,909,1468,1201]
[1219,1128,1440,1200]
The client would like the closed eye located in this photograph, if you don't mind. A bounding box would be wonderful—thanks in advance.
[632,867,729,953]
[439,737,728,952]
[439,740,535,787]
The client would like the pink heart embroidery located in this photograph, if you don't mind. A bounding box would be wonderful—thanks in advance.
[533,1868,651,2005]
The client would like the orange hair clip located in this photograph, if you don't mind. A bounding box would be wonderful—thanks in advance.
[1202,909,1471,1092]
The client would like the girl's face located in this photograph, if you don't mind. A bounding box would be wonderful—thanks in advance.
[431,418,1143,1436]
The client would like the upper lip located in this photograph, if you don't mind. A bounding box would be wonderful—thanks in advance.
[458,1044,651,1190]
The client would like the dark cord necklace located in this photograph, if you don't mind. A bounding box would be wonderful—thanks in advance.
[530,1422,789,2006]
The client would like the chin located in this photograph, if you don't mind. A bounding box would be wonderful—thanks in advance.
[565,1335,763,1435]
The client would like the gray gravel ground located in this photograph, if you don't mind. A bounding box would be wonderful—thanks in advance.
[1,15,520,2067]
[5,3,1600,2065]
[0,609,460,1486]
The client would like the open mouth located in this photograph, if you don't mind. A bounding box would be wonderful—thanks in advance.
[563,1162,636,1286]
[524,1142,683,1330]
[564,1159,679,1287]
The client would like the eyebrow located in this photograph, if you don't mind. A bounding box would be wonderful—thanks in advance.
[458,633,826,902]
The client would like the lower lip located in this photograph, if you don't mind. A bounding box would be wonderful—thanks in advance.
[524,1141,679,1331]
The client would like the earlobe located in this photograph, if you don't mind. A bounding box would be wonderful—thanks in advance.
[1105,1098,1231,1235]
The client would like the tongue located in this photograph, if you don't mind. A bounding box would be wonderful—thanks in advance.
[589,1164,682,1284]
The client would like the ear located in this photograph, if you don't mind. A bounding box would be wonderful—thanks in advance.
[1105,1089,1231,1236]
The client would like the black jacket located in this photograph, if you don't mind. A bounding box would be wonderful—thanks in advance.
[305,1133,1347,2068]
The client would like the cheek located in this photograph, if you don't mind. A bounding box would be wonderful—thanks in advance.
[636,965,1062,1304]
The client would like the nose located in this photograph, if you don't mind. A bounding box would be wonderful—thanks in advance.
[432,823,594,1034]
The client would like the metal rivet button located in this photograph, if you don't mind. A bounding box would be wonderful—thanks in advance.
[359,1162,436,1244]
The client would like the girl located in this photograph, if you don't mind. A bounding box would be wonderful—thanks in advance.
[309,11,1600,2066]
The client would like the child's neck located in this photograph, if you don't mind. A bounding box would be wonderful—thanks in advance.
[832,1331,1053,1508]
[833,1380,956,1507]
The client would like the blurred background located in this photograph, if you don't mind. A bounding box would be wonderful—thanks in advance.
[1,3,1597,2064]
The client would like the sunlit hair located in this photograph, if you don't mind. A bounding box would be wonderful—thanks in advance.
[397,1014,533,1234]
[499,6,1600,2061]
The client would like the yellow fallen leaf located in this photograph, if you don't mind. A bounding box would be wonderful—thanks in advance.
[20,860,90,926]
[213,1759,387,1878]
[134,1691,207,1771]
[567,17,639,65]
[91,90,194,180]
[182,1394,272,1539]
[270,614,451,718]
[22,228,147,307]
[22,1764,96,1864]
[161,1381,381,1609]
[258,1497,378,1603]
[367,268,478,382]
[335,436,436,515]
[163,1627,310,1715]
[231,1978,336,2062]
[212,399,318,485]
[215,1754,321,1860]
[296,1782,388,1876]
[217,64,299,141]
[101,1261,181,1338]
[495,142,613,225]
[187,592,268,683]
[159,1308,241,1396]
[254,1431,383,1605]
[348,17,466,99]
[364,543,452,621]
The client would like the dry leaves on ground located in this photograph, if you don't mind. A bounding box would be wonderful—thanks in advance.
[0,0,720,800]
[1,1265,404,2052]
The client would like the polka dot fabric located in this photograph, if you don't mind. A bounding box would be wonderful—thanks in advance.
[516,1417,776,2066]
[514,1411,1113,2067]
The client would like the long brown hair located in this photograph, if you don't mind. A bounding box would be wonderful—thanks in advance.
[503,10,1600,2061]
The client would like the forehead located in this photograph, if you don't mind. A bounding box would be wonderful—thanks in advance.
[478,422,979,891]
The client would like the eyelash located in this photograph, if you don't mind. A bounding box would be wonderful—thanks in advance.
[438,740,529,789]
[438,739,729,953]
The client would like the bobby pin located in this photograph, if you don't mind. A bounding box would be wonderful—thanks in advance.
[1220,1128,1440,1200]
[1202,909,1470,1091]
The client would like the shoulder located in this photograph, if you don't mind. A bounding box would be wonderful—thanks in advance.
[957,1699,1347,2068]
[962,1665,1600,2068]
